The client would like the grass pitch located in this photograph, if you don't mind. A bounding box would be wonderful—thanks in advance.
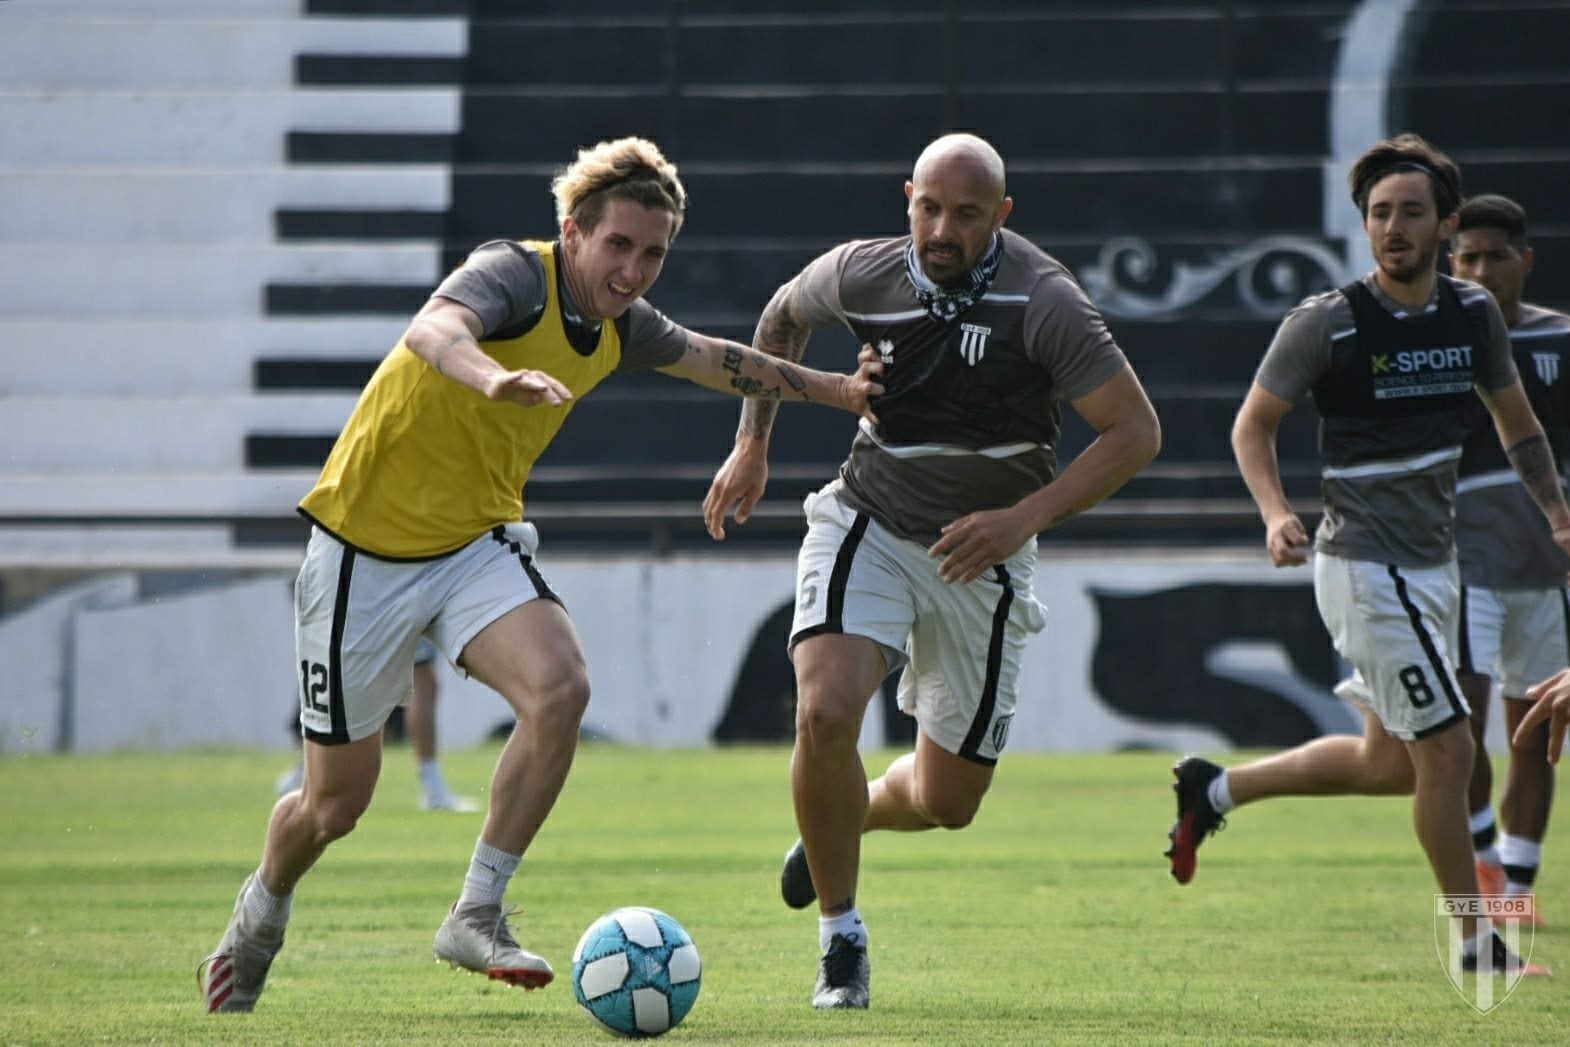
[2,743,1565,1045]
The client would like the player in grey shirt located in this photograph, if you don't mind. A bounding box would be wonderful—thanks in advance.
[703,133,1160,1009]
[1168,134,1570,973]
[1450,194,1570,922]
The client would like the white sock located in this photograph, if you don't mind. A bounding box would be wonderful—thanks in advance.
[418,759,447,797]
[1207,770,1235,814]
[243,871,292,929]
[457,840,520,908]
[819,909,868,953]
[1470,807,1500,864]
[1498,835,1542,891]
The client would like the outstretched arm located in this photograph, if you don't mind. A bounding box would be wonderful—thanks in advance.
[1232,382,1310,567]
[658,327,877,417]
[402,297,573,407]
[927,365,1161,584]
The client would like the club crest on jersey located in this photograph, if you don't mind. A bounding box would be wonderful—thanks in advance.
[1534,351,1560,385]
[877,339,895,366]
[958,323,990,366]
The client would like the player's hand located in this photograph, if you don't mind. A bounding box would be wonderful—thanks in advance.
[485,369,573,407]
[840,343,885,425]
[1519,668,1570,763]
[1265,513,1310,567]
[928,508,1031,585]
[703,441,769,540]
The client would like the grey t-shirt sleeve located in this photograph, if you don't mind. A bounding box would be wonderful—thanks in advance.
[613,299,689,370]
[1475,294,1519,391]
[1254,295,1334,402]
[1022,273,1128,401]
[430,240,548,338]
[772,243,855,330]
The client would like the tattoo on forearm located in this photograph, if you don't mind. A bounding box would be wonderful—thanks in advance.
[776,362,808,396]
[722,346,744,376]
[735,312,810,437]
[1507,434,1565,513]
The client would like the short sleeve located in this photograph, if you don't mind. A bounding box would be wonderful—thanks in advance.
[431,240,547,339]
[772,243,855,330]
[1476,295,1519,392]
[614,299,688,370]
[1254,297,1334,403]
[1021,273,1128,402]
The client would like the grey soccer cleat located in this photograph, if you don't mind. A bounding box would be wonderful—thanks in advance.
[812,931,870,1009]
[198,874,286,1013]
[781,839,817,909]
[433,902,554,990]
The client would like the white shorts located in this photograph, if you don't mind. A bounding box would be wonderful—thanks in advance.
[294,523,559,744]
[1460,585,1570,698]
[1315,553,1469,741]
[789,484,1048,765]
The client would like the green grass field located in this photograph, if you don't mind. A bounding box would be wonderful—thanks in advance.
[2,743,1565,1045]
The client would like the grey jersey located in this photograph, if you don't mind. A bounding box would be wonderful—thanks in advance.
[433,239,687,369]
[1457,302,1570,587]
[777,229,1128,544]
[1256,274,1514,567]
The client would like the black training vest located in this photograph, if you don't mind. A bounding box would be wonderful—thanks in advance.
[1312,278,1485,468]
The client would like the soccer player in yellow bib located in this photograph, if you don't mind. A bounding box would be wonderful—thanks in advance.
[200,137,883,1014]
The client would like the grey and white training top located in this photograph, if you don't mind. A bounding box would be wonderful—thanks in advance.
[1256,273,1514,568]
[776,229,1129,545]
[1456,302,1570,588]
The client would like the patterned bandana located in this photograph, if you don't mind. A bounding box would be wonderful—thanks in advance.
[904,231,1005,323]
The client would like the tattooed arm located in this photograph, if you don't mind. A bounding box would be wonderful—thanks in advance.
[656,325,872,413]
[700,280,873,540]
[1481,379,1570,550]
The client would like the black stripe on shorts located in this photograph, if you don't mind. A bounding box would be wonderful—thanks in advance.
[1388,565,1468,739]
[490,525,562,605]
[957,564,1015,766]
[1457,583,1474,675]
[304,544,357,745]
[789,510,870,646]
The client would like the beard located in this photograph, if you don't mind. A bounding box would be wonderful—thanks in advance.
[1377,241,1439,286]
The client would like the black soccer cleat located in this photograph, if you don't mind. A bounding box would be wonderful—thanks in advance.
[1166,756,1226,885]
[781,839,817,910]
[1461,932,1551,977]
[812,932,870,1009]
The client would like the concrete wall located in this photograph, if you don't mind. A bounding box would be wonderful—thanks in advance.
[0,548,1383,757]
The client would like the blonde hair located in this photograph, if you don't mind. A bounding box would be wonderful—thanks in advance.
[551,137,688,237]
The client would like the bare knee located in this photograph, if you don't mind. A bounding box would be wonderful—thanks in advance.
[512,663,591,737]
[795,690,862,750]
[297,790,370,843]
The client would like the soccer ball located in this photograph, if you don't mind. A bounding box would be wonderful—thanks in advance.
[571,907,701,1037]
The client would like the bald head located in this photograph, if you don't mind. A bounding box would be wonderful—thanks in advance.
[904,133,1012,286]
[911,133,1007,202]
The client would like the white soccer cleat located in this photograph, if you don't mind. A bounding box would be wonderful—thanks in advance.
[433,902,554,990]
[419,791,480,813]
[198,875,286,1013]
